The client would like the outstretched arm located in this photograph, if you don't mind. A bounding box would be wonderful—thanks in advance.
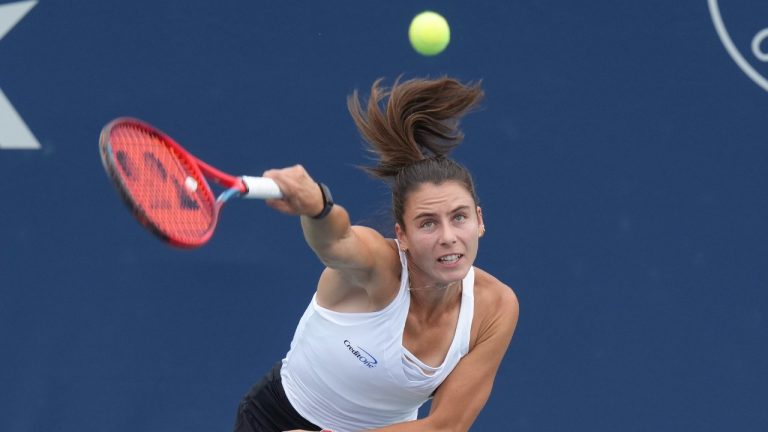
[262,165,379,268]
[261,165,396,295]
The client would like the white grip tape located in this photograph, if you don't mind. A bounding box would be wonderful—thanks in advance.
[241,176,283,199]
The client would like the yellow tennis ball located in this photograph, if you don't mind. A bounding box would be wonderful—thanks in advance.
[409,11,450,56]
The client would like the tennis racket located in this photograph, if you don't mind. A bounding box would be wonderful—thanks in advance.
[99,117,283,248]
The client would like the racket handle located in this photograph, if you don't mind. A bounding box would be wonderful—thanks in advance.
[241,176,283,199]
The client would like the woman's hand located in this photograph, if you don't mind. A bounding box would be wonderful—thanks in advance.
[262,165,324,218]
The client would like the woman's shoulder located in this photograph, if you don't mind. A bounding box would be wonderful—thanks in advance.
[469,267,519,347]
[472,267,518,309]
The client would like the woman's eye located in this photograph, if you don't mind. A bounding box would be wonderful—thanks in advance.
[454,214,467,222]
[421,220,436,229]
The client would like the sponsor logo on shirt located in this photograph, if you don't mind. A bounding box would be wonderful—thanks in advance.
[343,340,378,368]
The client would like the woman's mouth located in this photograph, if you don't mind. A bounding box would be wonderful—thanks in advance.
[437,254,463,265]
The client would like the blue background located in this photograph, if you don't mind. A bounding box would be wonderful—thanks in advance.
[2,1,767,430]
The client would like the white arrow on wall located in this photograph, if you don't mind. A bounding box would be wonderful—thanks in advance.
[0,0,40,150]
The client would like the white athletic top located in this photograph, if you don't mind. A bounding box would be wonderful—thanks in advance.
[281,243,475,432]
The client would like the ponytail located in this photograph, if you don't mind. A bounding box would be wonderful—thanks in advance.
[347,76,484,227]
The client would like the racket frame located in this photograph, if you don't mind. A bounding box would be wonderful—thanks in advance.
[99,118,243,247]
[99,117,282,248]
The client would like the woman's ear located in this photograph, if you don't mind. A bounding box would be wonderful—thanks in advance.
[395,223,408,251]
[477,206,486,238]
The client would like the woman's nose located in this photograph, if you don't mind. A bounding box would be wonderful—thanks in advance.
[439,225,458,244]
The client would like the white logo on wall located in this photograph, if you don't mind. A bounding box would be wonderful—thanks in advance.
[708,0,768,92]
[0,0,39,150]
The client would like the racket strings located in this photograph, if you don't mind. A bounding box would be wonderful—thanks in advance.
[108,124,217,244]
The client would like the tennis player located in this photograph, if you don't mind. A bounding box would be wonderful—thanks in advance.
[233,77,519,432]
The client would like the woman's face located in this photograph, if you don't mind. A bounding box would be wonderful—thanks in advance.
[396,181,483,287]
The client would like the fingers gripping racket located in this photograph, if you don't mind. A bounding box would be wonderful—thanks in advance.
[99,117,282,248]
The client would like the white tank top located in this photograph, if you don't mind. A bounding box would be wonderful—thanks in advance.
[280,243,475,432]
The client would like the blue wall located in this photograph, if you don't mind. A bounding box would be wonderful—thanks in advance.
[2,1,767,430]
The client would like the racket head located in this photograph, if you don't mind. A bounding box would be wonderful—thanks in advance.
[99,117,219,248]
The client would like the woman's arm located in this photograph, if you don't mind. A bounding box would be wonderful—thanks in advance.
[262,165,382,268]
[262,165,395,290]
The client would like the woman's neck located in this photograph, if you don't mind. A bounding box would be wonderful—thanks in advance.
[407,272,462,316]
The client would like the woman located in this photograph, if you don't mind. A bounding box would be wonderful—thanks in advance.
[234,76,519,432]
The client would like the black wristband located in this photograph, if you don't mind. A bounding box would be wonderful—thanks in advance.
[311,182,334,219]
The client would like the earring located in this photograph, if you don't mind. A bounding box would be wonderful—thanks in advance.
[479,224,486,238]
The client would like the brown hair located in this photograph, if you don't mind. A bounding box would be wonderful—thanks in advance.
[347,76,484,228]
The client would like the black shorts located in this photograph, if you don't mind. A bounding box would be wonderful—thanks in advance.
[234,361,322,432]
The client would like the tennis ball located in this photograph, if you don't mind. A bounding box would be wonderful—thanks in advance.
[409,11,450,56]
